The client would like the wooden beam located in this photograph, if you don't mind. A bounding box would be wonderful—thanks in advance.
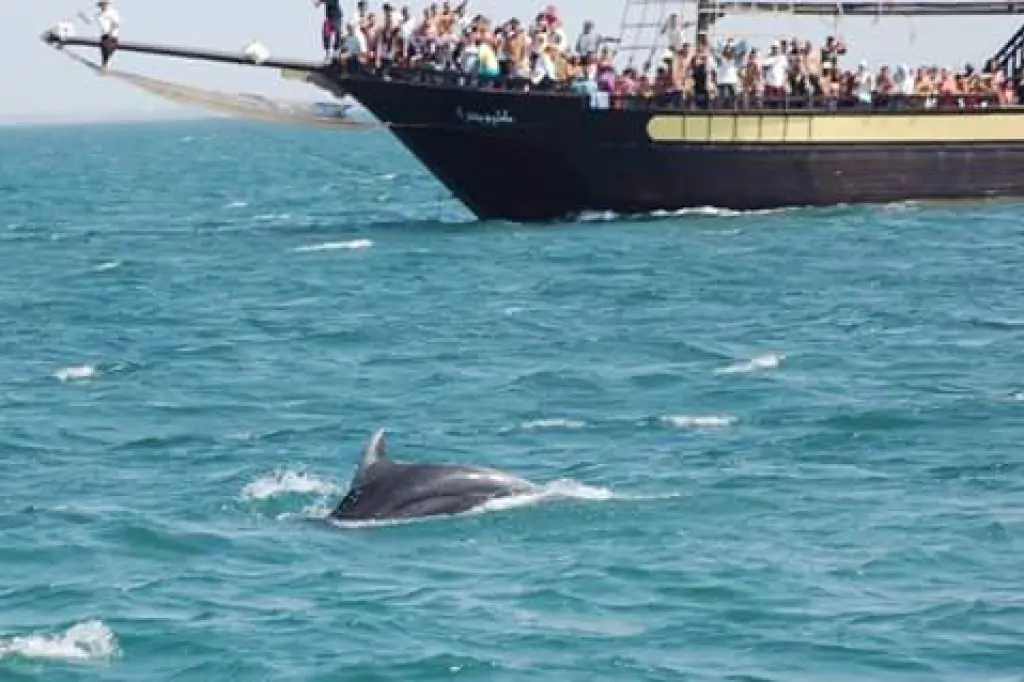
[41,32,324,73]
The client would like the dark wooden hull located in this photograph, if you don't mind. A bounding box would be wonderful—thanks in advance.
[331,73,1024,222]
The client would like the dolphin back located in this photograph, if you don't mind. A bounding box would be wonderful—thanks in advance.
[331,462,534,521]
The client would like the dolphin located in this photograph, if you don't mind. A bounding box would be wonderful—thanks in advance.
[329,429,537,521]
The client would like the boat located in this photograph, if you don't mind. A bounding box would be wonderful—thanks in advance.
[41,0,1024,222]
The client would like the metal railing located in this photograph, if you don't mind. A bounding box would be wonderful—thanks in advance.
[336,61,1018,113]
[607,91,1009,112]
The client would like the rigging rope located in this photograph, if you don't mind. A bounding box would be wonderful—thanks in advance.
[57,48,374,131]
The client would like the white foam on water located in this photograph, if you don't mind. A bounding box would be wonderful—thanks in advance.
[254,213,292,222]
[714,352,786,375]
[578,206,790,222]
[877,200,921,212]
[652,206,747,217]
[54,365,97,382]
[226,200,248,209]
[94,260,121,272]
[519,418,586,431]
[661,414,737,429]
[472,479,615,514]
[0,620,118,662]
[241,470,340,501]
[276,503,334,522]
[293,239,373,253]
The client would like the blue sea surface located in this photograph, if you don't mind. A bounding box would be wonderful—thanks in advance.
[1,119,1022,681]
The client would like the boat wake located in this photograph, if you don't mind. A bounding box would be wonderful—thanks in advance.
[578,206,794,222]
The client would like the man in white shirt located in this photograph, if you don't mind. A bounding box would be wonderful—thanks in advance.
[95,0,121,70]
[761,42,789,101]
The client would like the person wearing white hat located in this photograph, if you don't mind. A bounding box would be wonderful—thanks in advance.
[95,0,121,71]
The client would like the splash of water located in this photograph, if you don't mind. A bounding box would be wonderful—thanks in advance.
[0,620,118,662]
[240,470,340,501]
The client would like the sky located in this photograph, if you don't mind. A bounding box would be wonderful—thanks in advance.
[0,1,1015,123]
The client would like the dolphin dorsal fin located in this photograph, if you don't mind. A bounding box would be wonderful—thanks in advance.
[358,428,387,475]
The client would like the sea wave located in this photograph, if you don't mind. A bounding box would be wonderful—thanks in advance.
[293,239,373,253]
[714,352,786,375]
[660,414,737,429]
[518,418,587,431]
[0,620,118,662]
[54,364,97,382]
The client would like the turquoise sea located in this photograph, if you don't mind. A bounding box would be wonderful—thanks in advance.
[1,119,1022,681]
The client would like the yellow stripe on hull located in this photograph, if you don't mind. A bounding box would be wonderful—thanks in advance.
[646,111,1024,144]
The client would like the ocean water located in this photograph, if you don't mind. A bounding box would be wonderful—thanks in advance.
[1,118,1023,681]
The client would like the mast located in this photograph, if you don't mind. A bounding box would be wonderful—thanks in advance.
[613,0,1024,64]
[614,0,695,71]
[696,0,715,41]
[691,0,1024,78]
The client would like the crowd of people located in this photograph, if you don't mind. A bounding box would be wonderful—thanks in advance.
[314,1,1021,108]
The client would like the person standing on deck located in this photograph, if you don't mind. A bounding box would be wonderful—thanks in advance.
[95,0,121,72]
[315,0,344,61]
[574,21,601,61]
